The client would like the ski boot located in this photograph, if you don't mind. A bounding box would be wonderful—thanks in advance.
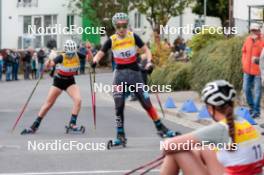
[107,133,127,149]
[65,124,85,134]
[157,123,181,138]
[21,128,36,135]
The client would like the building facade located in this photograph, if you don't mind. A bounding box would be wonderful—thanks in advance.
[1,0,82,50]
[234,0,264,35]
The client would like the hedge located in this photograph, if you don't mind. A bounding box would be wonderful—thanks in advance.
[150,35,245,93]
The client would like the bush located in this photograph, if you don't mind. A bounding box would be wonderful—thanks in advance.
[190,36,245,93]
[151,42,171,67]
[188,28,225,57]
[149,62,192,91]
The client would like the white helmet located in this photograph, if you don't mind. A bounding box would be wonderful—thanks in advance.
[112,12,129,28]
[250,23,261,31]
[64,40,77,53]
[201,80,236,106]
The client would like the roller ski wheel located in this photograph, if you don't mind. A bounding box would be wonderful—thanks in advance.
[157,130,181,138]
[21,128,35,135]
[157,123,181,138]
[107,136,127,150]
[65,125,85,134]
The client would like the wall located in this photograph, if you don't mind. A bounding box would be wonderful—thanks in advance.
[1,0,82,49]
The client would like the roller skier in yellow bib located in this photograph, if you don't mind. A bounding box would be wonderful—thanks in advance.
[21,40,86,134]
[91,12,181,148]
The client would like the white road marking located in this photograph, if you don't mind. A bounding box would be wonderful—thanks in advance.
[0,169,159,175]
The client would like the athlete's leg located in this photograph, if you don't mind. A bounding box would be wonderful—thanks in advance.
[131,70,179,136]
[199,147,224,175]
[26,86,62,132]
[161,150,209,175]
[66,84,82,126]
[38,86,62,117]
[160,148,224,175]
[113,69,126,139]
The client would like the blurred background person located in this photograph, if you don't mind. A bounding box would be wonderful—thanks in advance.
[78,43,87,74]
[23,50,32,80]
[242,23,264,119]
[31,52,38,80]
[11,50,20,81]
[37,48,46,78]
[0,52,3,81]
[5,49,13,81]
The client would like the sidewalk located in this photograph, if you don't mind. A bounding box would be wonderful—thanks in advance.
[125,91,264,142]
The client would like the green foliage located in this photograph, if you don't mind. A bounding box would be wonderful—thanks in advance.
[150,36,245,93]
[67,0,129,36]
[151,42,171,66]
[188,28,225,57]
[192,0,228,25]
[130,0,190,29]
[190,36,245,93]
[149,62,192,91]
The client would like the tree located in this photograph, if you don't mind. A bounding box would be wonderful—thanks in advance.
[130,0,190,31]
[192,0,228,26]
[67,0,129,36]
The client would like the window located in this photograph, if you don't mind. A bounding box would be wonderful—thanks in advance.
[17,0,38,7]
[134,12,141,28]
[23,16,32,33]
[67,15,74,31]
[21,15,57,49]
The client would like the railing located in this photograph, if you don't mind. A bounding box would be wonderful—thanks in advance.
[17,0,38,8]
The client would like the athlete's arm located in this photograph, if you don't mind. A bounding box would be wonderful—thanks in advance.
[163,123,228,154]
[93,51,105,63]
[45,55,63,69]
[93,39,112,63]
[134,33,152,62]
[141,45,152,62]
[162,133,200,154]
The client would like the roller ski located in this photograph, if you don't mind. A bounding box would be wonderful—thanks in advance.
[156,122,181,138]
[65,124,85,134]
[21,128,36,135]
[107,133,127,149]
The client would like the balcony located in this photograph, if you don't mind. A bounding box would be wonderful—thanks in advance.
[17,0,38,8]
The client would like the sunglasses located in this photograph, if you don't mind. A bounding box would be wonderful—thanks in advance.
[116,24,128,29]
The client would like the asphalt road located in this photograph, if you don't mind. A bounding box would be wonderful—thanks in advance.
[0,73,191,175]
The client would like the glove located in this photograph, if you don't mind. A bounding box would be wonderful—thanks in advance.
[145,62,154,74]
[91,61,97,69]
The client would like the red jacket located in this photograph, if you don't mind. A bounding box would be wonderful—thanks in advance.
[242,36,264,75]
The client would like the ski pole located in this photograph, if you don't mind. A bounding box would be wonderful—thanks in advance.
[155,92,165,118]
[140,159,163,175]
[92,68,96,130]
[88,66,96,130]
[124,155,165,175]
[12,71,44,132]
